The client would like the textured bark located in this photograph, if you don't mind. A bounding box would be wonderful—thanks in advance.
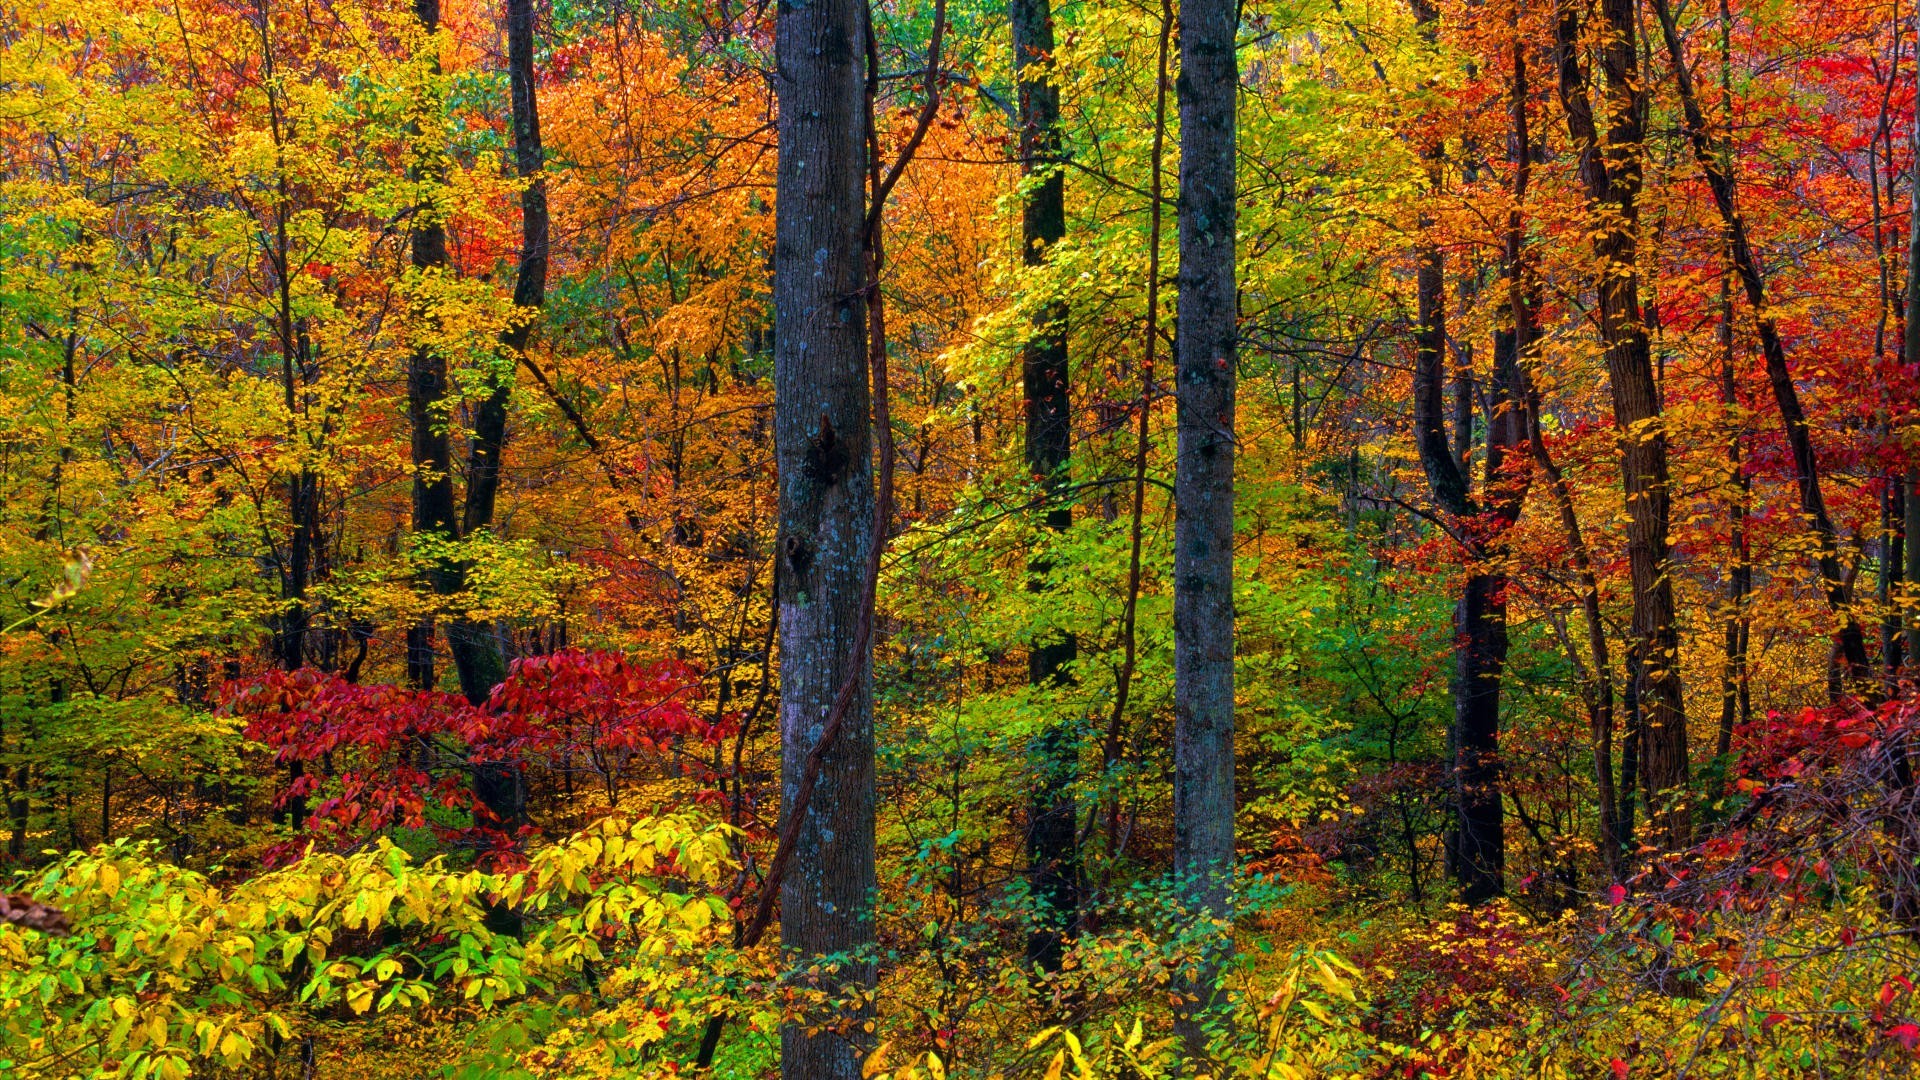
[1172,0,1237,1050]
[1451,567,1507,901]
[1651,0,1872,689]
[774,0,875,1072]
[1447,38,1540,902]
[1554,0,1688,846]
[1011,0,1078,974]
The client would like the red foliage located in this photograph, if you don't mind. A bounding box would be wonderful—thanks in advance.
[222,649,708,862]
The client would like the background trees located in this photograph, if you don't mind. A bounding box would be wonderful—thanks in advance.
[2,0,1920,1073]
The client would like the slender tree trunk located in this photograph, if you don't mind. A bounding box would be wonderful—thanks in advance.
[1714,0,1752,754]
[1908,473,1920,673]
[1651,0,1872,688]
[407,0,459,697]
[1718,267,1752,758]
[1011,0,1079,974]
[1554,0,1688,847]
[1172,0,1237,1052]
[452,0,551,850]
[1096,0,1171,858]
[1526,392,1619,878]
[254,0,317,676]
[774,0,875,1071]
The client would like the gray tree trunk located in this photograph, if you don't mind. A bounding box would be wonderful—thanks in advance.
[774,0,876,1074]
[1172,0,1237,1052]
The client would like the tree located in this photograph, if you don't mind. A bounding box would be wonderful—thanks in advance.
[1173,0,1238,1046]
[773,0,876,1073]
[1552,0,1689,850]
[1406,0,1530,903]
[1011,0,1078,974]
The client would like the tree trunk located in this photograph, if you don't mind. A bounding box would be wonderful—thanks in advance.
[1011,0,1078,975]
[1452,32,1540,902]
[1554,0,1688,847]
[1172,0,1237,1052]
[1718,265,1752,758]
[1407,0,1510,902]
[452,0,551,850]
[774,0,875,1072]
[406,0,459,697]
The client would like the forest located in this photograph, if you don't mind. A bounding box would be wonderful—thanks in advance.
[1,0,1919,1072]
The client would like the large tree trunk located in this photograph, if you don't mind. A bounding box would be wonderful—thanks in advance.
[1553,0,1688,847]
[1172,0,1237,1052]
[1011,0,1078,975]
[774,0,875,1073]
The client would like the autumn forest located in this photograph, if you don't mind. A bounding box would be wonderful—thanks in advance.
[2,0,1919,1073]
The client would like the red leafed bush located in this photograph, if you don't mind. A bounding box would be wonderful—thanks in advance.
[1636,691,1920,928]
[222,649,708,861]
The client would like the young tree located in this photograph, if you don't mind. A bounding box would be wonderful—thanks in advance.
[773,0,876,1074]
[1173,0,1238,1046]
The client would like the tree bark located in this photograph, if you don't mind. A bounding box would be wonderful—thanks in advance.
[774,0,876,1072]
[1554,0,1689,847]
[1011,0,1078,975]
[1172,0,1237,1052]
